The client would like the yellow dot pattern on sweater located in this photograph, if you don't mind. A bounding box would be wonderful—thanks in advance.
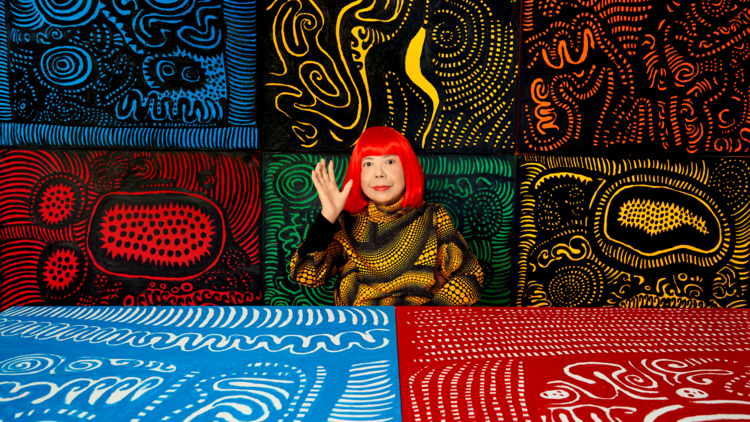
[290,202,484,306]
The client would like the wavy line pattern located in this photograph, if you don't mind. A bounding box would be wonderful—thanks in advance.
[0,124,257,148]
[224,0,257,125]
[0,0,10,121]
[0,318,391,354]
[328,360,397,422]
[2,306,390,328]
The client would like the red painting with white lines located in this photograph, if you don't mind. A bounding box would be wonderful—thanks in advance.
[396,308,750,421]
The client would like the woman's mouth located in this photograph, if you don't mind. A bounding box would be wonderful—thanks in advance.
[372,185,391,191]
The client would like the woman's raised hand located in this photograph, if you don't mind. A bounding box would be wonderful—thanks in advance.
[311,159,354,224]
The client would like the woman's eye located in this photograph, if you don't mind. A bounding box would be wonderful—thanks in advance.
[363,162,371,167]
[386,159,393,164]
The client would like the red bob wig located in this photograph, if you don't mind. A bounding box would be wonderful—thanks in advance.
[344,126,424,213]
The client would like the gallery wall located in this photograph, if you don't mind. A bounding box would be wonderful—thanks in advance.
[0,0,747,310]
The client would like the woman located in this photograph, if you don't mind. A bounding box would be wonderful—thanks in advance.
[290,126,484,306]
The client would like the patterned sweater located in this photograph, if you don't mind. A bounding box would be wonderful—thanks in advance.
[290,200,484,306]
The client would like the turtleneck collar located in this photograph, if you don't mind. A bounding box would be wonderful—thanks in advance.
[365,197,413,223]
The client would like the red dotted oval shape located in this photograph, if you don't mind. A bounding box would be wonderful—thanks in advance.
[87,191,225,280]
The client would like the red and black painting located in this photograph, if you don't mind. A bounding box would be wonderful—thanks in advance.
[519,0,750,155]
[0,149,262,311]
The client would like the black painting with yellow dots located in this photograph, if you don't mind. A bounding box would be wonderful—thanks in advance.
[261,0,518,152]
[519,0,750,156]
[517,156,750,308]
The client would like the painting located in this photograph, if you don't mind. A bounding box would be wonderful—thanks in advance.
[396,307,750,421]
[0,149,262,311]
[261,0,518,153]
[263,153,515,306]
[0,305,402,421]
[518,0,750,155]
[0,0,257,148]
[516,156,750,308]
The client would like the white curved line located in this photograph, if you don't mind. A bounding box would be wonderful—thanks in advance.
[338,310,346,323]
[351,365,389,372]
[104,308,125,322]
[121,308,145,323]
[344,384,392,394]
[211,307,227,328]
[84,308,103,320]
[277,309,294,328]
[377,310,388,326]
[256,308,272,328]
[188,308,202,328]
[142,309,166,325]
[266,309,283,328]
[230,308,248,329]
[136,308,158,324]
[645,405,683,422]
[306,309,314,326]
[245,308,259,328]
[351,370,387,378]
[348,375,388,384]
[316,310,323,325]
[347,310,358,325]
[346,379,391,389]
[153,309,175,326]
[163,309,184,327]
[352,361,389,367]
[367,309,379,326]
[111,308,134,323]
[326,309,335,322]
[198,308,213,328]
[354,309,367,325]
[334,403,393,408]
[297,309,304,325]
[176,309,194,327]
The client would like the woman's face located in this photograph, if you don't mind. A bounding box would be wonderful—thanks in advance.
[360,154,406,207]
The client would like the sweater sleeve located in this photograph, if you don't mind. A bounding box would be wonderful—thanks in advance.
[430,205,484,306]
[289,213,345,288]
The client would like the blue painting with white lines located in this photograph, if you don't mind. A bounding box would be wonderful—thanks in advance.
[0,0,256,148]
[0,306,401,421]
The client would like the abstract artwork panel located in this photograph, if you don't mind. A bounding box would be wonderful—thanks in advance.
[261,0,517,153]
[263,153,515,306]
[517,156,750,308]
[396,307,750,422]
[0,0,257,148]
[519,0,750,155]
[0,306,402,421]
[0,149,262,311]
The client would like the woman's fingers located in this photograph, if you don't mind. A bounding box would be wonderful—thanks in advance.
[341,179,353,200]
[327,160,336,184]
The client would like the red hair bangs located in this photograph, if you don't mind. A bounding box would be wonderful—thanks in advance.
[343,127,424,213]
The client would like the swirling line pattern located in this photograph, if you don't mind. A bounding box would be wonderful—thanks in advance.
[0,354,60,375]
[263,153,514,306]
[262,0,517,152]
[517,156,750,308]
[520,0,750,155]
[4,0,256,138]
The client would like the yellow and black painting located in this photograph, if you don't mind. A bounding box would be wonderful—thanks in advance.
[261,0,518,152]
[517,156,750,308]
[519,0,750,155]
